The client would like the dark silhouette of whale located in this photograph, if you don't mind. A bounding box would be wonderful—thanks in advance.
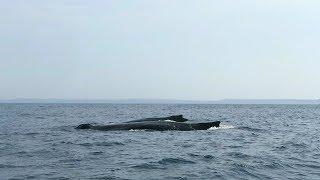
[76,115,220,131]
[126,115,188,123]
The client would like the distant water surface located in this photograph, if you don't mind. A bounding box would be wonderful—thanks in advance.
[0,104,320,179]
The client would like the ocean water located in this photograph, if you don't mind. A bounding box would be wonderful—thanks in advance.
[0,104,320,180]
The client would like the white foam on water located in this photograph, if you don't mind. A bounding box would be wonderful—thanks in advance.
[129,129,146,132]
[208,124,235,130]
[164,120,175,122]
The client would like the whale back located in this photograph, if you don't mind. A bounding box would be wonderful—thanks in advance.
[76,123,92,129]
[126,115,188,123]
[191,121,220,130]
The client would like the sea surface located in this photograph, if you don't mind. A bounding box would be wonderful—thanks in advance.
[0,104,320,180]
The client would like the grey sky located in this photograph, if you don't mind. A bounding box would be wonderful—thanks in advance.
[1,0,320,100]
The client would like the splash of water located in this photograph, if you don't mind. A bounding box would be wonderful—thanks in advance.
[208,124,235,130]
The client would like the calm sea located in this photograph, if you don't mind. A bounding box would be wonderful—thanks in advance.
[0,104,319,179]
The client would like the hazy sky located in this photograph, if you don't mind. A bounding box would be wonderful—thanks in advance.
[1,0,320,100]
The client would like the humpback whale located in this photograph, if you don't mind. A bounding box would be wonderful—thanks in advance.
[76,115,220,131]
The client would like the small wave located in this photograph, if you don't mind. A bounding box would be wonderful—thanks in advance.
[24,132,40,136]
[181,144,195,148]
[59,158,82,163]
[131,163,165,170]
[203,155,215,159]
[187,153,215,160]
[129,129,146,132]
[274,145,287,151]
[78,141,124,147]
[231,162,260,178]
[294,163,320,169]
[228,145,243,149]
[263,161,285,169]
[165,176,189,180]
[89,151,104,155]
[187,153,201,158]
[0,164,25,168]
[227,152,253,159]
[290,142,308,148]
[238,126,265,132]
[157,158,195,165]
[95,141,124,146]
[35,116,45,119]
[208,124,235,130]
[89,176,119,180]
[18,113,33,117]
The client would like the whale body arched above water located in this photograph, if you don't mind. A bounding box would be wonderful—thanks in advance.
[76,115,220,131]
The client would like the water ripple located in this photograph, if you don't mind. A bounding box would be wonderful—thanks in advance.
[1,104,320,179]
[157,158,196,165]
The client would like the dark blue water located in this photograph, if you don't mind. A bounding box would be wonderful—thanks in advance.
[1,104,320,179]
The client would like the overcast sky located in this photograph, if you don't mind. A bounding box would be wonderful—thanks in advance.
[1,0,320,100]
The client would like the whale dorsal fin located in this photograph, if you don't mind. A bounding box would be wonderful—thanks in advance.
[126,115,188,123]
[167,115,188,122]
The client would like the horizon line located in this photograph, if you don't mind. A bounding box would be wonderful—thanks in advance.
[0,98,320,104]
